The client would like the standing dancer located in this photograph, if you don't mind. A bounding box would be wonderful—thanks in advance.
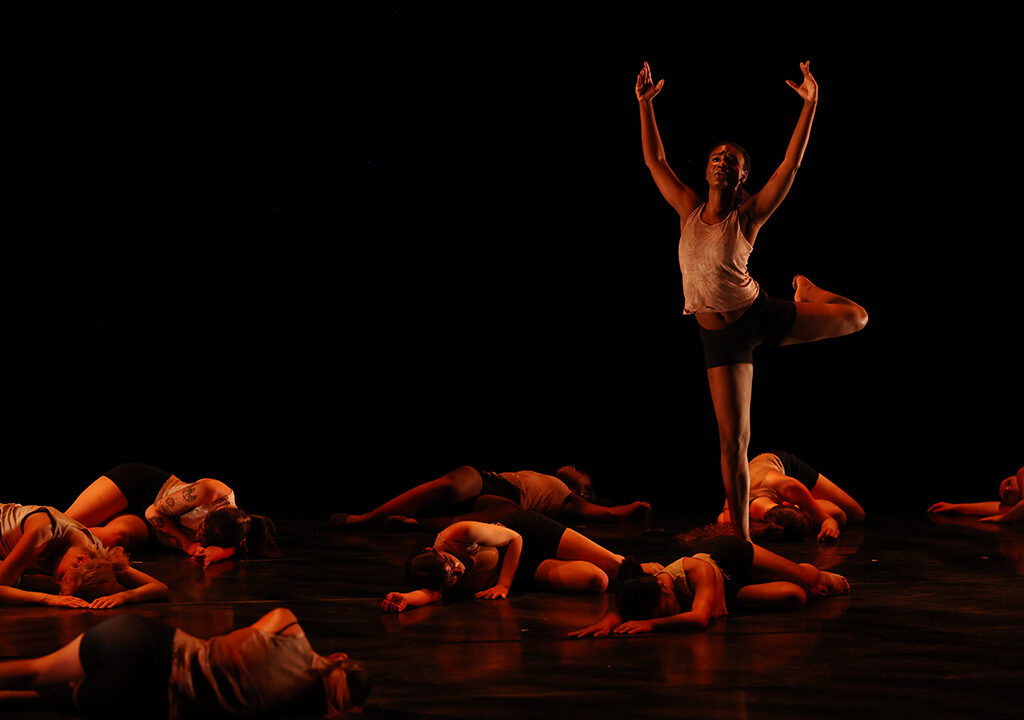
[635,60,867,539]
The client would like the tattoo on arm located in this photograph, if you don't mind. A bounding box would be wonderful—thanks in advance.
[150,521,183,550]
[156,497,177,516]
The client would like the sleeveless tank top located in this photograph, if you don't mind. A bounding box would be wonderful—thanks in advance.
[154,477,236,538]
[0,503,103,576]
[169,627,323,718]
[678,203,759,314]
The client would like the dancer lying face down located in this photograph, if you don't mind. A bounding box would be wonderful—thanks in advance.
[381,509,625,613]
[332,464,650,530]
[1,502,167,608]
[569,535,849,637]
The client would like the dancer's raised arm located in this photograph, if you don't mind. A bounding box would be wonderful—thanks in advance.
[636,61,701,220]
[743,61,818,232]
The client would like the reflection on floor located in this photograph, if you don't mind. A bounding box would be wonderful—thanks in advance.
[1,511,1021,719]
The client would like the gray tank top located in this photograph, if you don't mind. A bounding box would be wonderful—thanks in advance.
[678,203,759,315]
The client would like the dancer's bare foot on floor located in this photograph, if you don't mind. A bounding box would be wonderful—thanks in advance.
[329,513,368,528]
[811,571,850,597]
[385,515,421,531]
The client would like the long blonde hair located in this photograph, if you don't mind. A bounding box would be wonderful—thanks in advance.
[322,658,372,716]
[59,545,130,599]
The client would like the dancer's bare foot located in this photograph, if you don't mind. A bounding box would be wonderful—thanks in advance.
[329,513,369,528]
[385,515,421,531]
[811,571,850,597]
[793,274,829,303]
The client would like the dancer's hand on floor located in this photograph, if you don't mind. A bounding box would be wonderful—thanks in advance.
[475,583,509,600]
[381,592,408,613]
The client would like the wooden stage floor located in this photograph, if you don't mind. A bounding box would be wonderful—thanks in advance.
[1,511,1021,719]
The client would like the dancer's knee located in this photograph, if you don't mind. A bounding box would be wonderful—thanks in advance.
[776,583,807,610]
[718,430,750,461]
[544,562,609,594]
[849,305,869,333]
[576,567,610,594]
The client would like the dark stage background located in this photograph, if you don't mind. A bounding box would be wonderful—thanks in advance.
[8,3,1021,521]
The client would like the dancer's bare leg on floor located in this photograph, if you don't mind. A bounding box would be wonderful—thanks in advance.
[330,465,484,527]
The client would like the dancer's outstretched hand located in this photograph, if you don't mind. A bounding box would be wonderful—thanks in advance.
[613,620,656,635]
[786,60,818,103]
[635,61,664,101]
[381,592,409,613]
[42,593,91,609]
[568,615,618,638]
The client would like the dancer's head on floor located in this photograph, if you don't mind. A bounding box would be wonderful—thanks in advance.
[317,654,373,717]
[615,571,686,621]
[406,548,464,591]
[762,504,815,540]
[999,468,1023,506]
[54,544,130,599]
[556,465,595,502]
[199,506,280,557]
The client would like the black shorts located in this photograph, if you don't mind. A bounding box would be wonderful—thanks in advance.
[697,290,797,368]
[104,463,175,516]
[678,535,755,609]
[77,614,175,719]
[768,450,820,491]
[478,470,521,505]
[496,510,567,590]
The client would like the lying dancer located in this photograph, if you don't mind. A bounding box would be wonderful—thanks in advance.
[635,60,868,540]
[1,502,167,608]
[717,451,865,541]
[569,535,849,636]
[64,463,279,568]
[331,464,650,530]
[0,607,370,717]
[381,509,625,613]
[928,465,1024,524]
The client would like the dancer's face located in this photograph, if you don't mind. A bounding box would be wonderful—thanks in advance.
[557,465,593,501]
[653,572,681,617]
[437,551,465,588]
[999,474,1021,505]
[706,144,748,191]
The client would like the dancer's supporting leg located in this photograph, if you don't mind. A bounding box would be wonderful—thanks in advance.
[330,465,484,527]
[707,362,754,541]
